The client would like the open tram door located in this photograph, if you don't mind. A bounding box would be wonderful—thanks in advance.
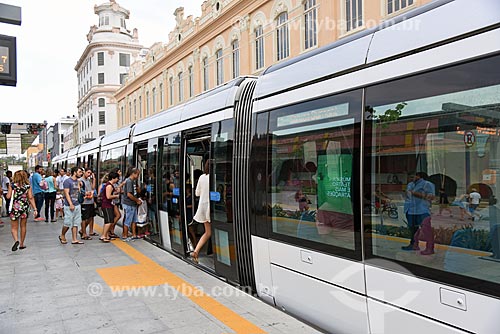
[179,128,213,268]
[135,139,162,245]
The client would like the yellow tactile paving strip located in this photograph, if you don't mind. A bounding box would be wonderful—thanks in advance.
[92,225,266,334]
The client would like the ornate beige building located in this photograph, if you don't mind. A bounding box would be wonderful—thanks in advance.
[116,0,433,128]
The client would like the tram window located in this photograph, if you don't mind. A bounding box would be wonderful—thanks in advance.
[99,147,125,182]
[269,90,362,253]
[364,55,500,292]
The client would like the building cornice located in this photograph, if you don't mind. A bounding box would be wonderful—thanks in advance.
[77,85,121,108]
[75,41,143,71]
[115,0,257,101]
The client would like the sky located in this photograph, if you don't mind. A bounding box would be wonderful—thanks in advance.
[0,0,203,125]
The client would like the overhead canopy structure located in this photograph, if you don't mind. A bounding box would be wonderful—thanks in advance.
[0,122,45,155]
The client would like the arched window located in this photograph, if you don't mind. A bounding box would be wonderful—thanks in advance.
[255,25,264,70]
[232,40,240,78]
[276,12,289,61]
[188,65,194,98]
[216,49,223,86]
[169,77,174,105]
[304,0,317,49]
[152,87,157,113]
[203,57,209,91]
[133,99,137,120]
[159,83,164,110]
[139,96,142,117]
[146,91,150,116]
[178,72,184,102]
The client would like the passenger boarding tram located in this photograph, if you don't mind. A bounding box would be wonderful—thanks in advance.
[52,1,500,332]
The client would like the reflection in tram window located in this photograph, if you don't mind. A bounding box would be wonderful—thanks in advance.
[268,90,361,251]
[365,55,500,286]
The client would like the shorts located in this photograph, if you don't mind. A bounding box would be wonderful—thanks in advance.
[81,204,96,220]
[102,207,115,224]
[123,203,138,228]
[63,205,82,227]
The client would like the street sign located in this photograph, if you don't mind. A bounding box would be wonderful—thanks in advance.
[0,34,16,86]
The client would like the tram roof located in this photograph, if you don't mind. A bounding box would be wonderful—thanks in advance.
[132,77,247,138]
[77,137,102,155]
[254,0,500,99]
[66,146,79,159]
[100,125,134,147]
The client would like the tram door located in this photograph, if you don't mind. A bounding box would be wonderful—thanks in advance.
[135,139,161,245]
[183,129,213,269]
[210,120,238,283]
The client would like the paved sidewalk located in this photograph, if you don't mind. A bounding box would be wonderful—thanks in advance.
[0,216,322,334]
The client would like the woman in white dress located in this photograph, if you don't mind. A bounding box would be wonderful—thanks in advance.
[191,161,210,263]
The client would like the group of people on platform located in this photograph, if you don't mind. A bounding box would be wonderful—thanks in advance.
[1,164,152,252]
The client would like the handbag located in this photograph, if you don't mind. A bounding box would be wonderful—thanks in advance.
[39,178,48,191]
[78,182,85,204]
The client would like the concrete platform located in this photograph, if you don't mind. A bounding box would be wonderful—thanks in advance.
[0,215,322,334]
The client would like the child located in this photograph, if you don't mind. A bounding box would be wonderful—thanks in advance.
[55,193,64,221]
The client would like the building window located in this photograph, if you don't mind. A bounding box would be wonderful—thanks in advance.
[99,111,105,125]
[276,12,289,61]
[345,0,363,32]
[104,16,109,25]
[120,73,127,85]
[255,26,264,70]
[387,0,414,15]
[146,91,150,116]
[169,77,174,105]
[232,40,240,79]
[203,57,209,91]
[121,106,124,124]
[216,49,224,86]
[159,83,164,110]
[152,87,157,113]
[98,98,105,107]
[119,53,130,67]
[99,130,105,137]
[120,17,126,29]
[304,0,317,49]
[97,52,104,66]
[98,73,104,84]
[178,72,184,102]
[134,99,137,120]
[139,96,142,117]
[129,102,132,122]
[188,66,194,98]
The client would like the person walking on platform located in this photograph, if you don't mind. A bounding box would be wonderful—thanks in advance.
[79,168,97,239]
[31,165,46,221]
[191,161,211,263]
[43,168,57,223]
[121,168,141,241]
[59,167,84,245]
[7,170,37,251]
[100,171,120,242]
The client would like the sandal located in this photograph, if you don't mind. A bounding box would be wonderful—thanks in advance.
[58,236,67,244]
[12,241,19,251]
[190,251,199,264]
[99,238,111,243]
[89,232,99,236]
[81,236,92,240]
[71,241,84,245]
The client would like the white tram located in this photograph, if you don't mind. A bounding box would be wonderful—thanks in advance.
[53,1,500,332]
